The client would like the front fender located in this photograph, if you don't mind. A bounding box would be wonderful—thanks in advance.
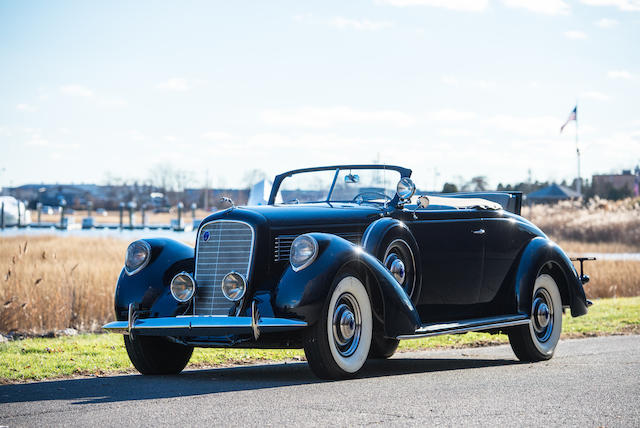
[114,238,194,321]
[274,233,421,337]
[515,237,588,317]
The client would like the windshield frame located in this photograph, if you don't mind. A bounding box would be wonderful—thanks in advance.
[268,164,412,206]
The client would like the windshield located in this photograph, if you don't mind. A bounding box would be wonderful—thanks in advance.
[275,167,401,205]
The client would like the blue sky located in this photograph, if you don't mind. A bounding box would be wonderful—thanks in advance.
[1,0,639,191]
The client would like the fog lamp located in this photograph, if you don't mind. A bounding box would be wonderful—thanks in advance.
[171,272,196,302]
[221,272,247,301]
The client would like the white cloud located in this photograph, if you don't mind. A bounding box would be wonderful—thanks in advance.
[329,17,395,31]
[438,128,475,137]
[201,131,233,140]
[581,91,610,101]
[376,0,488,12]
[156,78,191,92]
[260,106,416,128]
[60,85,93,97]
[25,133,49,146]
[293,13,312,22]
[128,130,146,142]
[16,103,36,112]
[502,0,570,15]
[607,70,633,79]
[98,96,127,107]
[564,30,588,39]
[427,109,478,122]
[580,0,640,12]
[441,75,497,89]
[595,18,619,28]
[484,115,561,137]
[441,75,459,86]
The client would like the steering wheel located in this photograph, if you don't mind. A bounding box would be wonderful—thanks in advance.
[352,192,390,204]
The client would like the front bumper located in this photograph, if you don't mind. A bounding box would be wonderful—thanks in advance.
[103,303,307,339]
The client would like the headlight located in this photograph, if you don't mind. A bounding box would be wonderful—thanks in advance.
[124,240,151,275]
[171,272,196,302]
[221,272,247,301]
[290,234,318,272]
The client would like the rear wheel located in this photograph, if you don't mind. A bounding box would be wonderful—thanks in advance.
[304,271,373,379]
[124,335,193,375]
[508,273,563,362]
[368,238,416,359]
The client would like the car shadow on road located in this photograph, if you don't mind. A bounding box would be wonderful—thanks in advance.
[0,356,520,406]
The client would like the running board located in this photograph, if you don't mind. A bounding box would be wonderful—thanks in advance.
[397,314,530,340]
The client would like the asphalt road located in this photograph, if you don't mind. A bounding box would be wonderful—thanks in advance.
[1,335,639,427]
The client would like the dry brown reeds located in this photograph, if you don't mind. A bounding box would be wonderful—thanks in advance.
[527,197,640,249]
[581,260,640,299]
[1,236,126,334]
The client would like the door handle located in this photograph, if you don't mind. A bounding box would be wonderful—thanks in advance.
[472,229,485,235]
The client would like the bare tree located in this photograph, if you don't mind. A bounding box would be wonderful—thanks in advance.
[467,176,488,191]
[243,169,267,189]
[147,163,194,192]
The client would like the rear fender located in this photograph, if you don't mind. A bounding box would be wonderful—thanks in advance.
[274,233,420,337]
[114,238,194,321]
[515,237,588,317]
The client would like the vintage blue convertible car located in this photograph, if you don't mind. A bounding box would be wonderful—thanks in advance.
[104,165,590,379]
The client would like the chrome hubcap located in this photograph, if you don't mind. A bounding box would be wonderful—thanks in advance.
[339,310,356,341]
[535,301,550,328]
[532,289,554,342]
[332,293,362,357]
[385,254,406,284]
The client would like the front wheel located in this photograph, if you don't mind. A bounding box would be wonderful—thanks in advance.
[508,273,563,362]
[124,335,193,375]
[304,271,373,379]
[369,334,399,359]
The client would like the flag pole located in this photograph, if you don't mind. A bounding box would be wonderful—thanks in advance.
[575,100,581,196]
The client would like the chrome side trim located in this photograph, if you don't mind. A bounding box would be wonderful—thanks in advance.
[397,315,530,340]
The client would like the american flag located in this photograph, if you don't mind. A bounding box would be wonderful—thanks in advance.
[560,106,577,133]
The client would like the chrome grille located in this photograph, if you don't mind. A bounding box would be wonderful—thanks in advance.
[274,232,362,262]
[194,220,254,316]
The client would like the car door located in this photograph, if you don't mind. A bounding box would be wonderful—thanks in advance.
[407,209,486,308]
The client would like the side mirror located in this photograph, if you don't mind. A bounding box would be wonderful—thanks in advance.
[396,177,416,200]
[411,195,430,219]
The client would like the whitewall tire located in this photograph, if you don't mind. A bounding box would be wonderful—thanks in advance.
[508,273,563,361]
[304,271,373,379]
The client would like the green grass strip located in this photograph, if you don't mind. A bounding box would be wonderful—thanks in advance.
[1,296,638,383]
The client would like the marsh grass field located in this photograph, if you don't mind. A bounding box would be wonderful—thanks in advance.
[1,198,640,335]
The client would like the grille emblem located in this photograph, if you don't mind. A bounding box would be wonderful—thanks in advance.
[203,231,210,242]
